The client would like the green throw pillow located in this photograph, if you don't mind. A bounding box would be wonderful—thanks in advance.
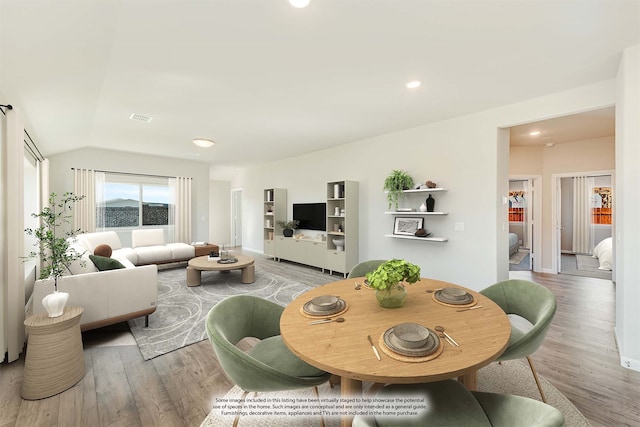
[89,255,126,271]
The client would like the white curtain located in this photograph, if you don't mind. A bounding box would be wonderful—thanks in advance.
[169,177,192,243]
[572,176,594,254]
[73,168,105,233]
[2,106,26,362]
[40,159,49,213]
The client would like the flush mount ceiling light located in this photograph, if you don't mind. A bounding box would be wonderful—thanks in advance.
[545,142,555,147]
[529,130,541,136]
[193,138,215,148]
[289,0,310,8]
[406,81,422,89]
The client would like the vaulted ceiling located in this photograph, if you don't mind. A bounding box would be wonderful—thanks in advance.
[1,1,637,167]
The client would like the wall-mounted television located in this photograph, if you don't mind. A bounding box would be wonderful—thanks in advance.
[293,203,326,231]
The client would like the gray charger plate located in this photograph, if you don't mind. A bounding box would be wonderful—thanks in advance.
[435,290,474,305]
[383,327,440,357]
[303,299,346,316]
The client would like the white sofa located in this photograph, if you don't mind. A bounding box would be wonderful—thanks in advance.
[31,229,194,331]
[32,263,158,331]
[76,229,195,265]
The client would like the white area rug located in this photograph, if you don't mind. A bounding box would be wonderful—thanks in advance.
[128,265,330,360]
[200,360,590,427]
[509,248,529,265]
[561,254,612,280]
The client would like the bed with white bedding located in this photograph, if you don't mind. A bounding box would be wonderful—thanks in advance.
[592,237,613,271]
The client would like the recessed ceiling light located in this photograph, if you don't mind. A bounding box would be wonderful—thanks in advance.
[193,138,215,148]
[406,81,421,89]
[289,0,310,8]
[529,131,541,136]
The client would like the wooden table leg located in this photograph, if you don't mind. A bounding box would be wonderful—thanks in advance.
[340,376,363,427]
[458,370,478,390]
[186,266,201,286]
[241,264,255,283]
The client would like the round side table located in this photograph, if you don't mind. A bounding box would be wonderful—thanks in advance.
[21,306,85,400]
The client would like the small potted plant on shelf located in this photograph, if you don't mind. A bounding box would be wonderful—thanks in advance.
[276,219,300,237]
[384,170,414,210]
[366,259,421,308]
[24,192,85,317]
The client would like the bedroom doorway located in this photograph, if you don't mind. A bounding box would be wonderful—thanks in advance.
[231,189,242,247]
[508,177,540,272]
[552,171,614,280]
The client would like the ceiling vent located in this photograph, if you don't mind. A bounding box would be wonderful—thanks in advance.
[129,113,153,123]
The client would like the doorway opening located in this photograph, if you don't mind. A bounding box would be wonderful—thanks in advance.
[553,172,613,280]
[508,176,541,272]
[508,179,531,271]
[231,189,242,247]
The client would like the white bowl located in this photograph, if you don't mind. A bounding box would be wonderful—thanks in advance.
[310,295,339,311]
[393,323,430,348]
[441,287,467,300]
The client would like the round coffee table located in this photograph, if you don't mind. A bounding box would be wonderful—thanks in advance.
[186,254,255,286]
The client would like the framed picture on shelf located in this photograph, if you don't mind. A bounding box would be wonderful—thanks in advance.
[393,217,424,236]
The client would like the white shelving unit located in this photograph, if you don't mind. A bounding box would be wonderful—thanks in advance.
[263,188,286,258]
[384,212,448,215]
[327,180,359,277]
[384,234,448,242]
[385,187,449,242]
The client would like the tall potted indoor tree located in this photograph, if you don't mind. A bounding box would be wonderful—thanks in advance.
[25,192,85,317]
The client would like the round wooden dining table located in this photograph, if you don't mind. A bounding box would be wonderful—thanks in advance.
[280,277,511,427]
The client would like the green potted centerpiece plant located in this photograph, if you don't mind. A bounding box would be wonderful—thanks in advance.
[276,219,300,237]
[384,170,414,210]
[366,259,421,308]
[25,192,85,317]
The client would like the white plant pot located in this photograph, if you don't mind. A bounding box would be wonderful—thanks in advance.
[42,290,69,318]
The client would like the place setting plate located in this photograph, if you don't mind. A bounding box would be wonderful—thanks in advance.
[300,295,348,318]
[379,323,443,362]
[433,287,476,307]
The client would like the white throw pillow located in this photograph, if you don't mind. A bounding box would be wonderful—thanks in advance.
[132,229,165,248]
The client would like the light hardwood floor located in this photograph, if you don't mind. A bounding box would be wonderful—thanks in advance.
[1,259,639,427]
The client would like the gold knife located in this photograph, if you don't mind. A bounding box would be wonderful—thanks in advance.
[456,305,483,312]
[367,335,381,360]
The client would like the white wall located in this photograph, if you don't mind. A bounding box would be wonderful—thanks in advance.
[235,79,618,292]
[615,45,640,370]
[209,180,231,245]
[47,147,211,243]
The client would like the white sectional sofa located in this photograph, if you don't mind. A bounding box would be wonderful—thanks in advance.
[32,262,158,331]
[76,229,195,266]
[31,229,195,331]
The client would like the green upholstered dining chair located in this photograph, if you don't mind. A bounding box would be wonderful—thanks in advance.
[480,279,557,403]
[347,259,388,279]
[205,295,331,427]
[352,380,564,427]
